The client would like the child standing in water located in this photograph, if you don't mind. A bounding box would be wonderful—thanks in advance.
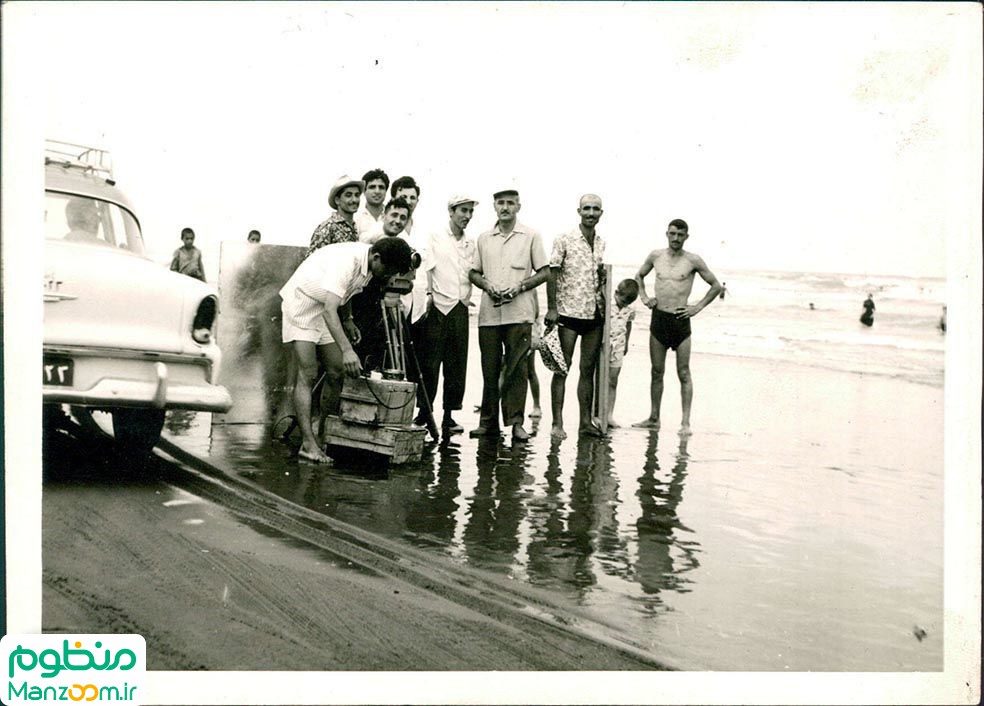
[607,279,639,427]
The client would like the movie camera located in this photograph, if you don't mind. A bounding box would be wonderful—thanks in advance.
[383,249,422,295]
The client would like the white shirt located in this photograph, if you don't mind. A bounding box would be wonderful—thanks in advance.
[402,229,432,325]
[354,204,384,237]
[359,220,385,244]
[428,224,475,315]
[279,242,372,307]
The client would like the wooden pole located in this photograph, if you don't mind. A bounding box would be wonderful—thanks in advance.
[595,264,613,432]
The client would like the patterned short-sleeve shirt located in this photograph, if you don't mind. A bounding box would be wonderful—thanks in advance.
[549,227,605,319]
[306,212,358,258]
[610,305,636,367]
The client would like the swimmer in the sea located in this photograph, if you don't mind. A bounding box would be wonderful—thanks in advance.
[860,293,875,327]
[632,218,723,436]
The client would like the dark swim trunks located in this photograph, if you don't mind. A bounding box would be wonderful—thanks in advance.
[558,314,602,336]
[650,308,692,350]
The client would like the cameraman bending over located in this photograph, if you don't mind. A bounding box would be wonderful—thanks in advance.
[280,238,413,464]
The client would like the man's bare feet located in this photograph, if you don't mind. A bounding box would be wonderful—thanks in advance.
[512,423,530,441]
[530,406,543,419]
[632,418,661,430]
[550,425,567,440]
[298,444,332,464]
[678,424,693,437]
[608,418,621,428]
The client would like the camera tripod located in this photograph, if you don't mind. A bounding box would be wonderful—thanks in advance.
[380,291,439,440]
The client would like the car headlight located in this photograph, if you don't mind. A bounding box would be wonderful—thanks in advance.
[192,295,218,344]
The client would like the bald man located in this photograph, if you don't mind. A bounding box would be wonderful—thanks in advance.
[544,194,607,439]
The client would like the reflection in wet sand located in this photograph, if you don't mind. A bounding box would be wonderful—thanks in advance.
[634,433,700,613]
[525,439,632,599]
[174,362,942,671]
[401,439,462,548]
[205,423,703,613]
[462,439,531,575]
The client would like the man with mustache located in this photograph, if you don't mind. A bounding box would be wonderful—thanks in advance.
[307,175,363,257]
[468,188,549,441]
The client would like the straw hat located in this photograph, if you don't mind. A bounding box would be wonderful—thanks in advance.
[328,175,365,210]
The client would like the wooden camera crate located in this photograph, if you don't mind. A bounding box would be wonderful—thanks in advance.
[339,376,416,426]
[324,416,426,464]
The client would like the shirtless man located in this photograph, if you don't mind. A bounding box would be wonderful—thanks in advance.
[632,219,722,435]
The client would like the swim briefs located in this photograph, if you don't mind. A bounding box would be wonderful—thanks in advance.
[558,314,602,336]
[650,308,691,350]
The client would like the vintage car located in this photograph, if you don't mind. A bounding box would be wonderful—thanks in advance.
[43,141,231,451]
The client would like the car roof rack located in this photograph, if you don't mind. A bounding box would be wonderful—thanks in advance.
[44,139,114,180]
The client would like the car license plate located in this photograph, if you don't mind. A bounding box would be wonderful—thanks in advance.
[43,356,74,386]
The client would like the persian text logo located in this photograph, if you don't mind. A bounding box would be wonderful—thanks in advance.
[0,634,145,705]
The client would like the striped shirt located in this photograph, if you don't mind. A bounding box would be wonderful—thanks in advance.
[280,242,372,320]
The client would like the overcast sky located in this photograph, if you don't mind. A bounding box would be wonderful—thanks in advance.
[17,2,984,277]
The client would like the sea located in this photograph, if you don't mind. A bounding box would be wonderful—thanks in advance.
[606,266,945,387]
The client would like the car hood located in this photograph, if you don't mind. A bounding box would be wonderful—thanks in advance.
[44,240,214,354]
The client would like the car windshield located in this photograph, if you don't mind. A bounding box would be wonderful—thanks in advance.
[45,191,144,254]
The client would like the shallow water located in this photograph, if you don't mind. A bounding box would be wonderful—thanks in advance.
[165,352,943,671]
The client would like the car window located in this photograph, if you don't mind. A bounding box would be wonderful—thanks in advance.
[45,192,145,254]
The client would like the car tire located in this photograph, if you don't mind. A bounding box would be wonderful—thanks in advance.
[43,403,72,429]
[68,405,106,437]
[111,408,166,454]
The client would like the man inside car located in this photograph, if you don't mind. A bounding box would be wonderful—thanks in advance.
[279,237,414,464]
[63,198,101,243]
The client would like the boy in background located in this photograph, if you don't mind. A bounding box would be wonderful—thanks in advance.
[171,227,206,282]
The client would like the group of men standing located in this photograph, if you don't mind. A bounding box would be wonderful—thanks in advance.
[278,169,723,464]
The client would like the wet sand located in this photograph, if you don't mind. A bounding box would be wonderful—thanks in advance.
[41,428,661,671]
[206,335,943,671]
[43,327,943,672]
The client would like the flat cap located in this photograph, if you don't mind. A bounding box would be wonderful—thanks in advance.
[447,194,479,209]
